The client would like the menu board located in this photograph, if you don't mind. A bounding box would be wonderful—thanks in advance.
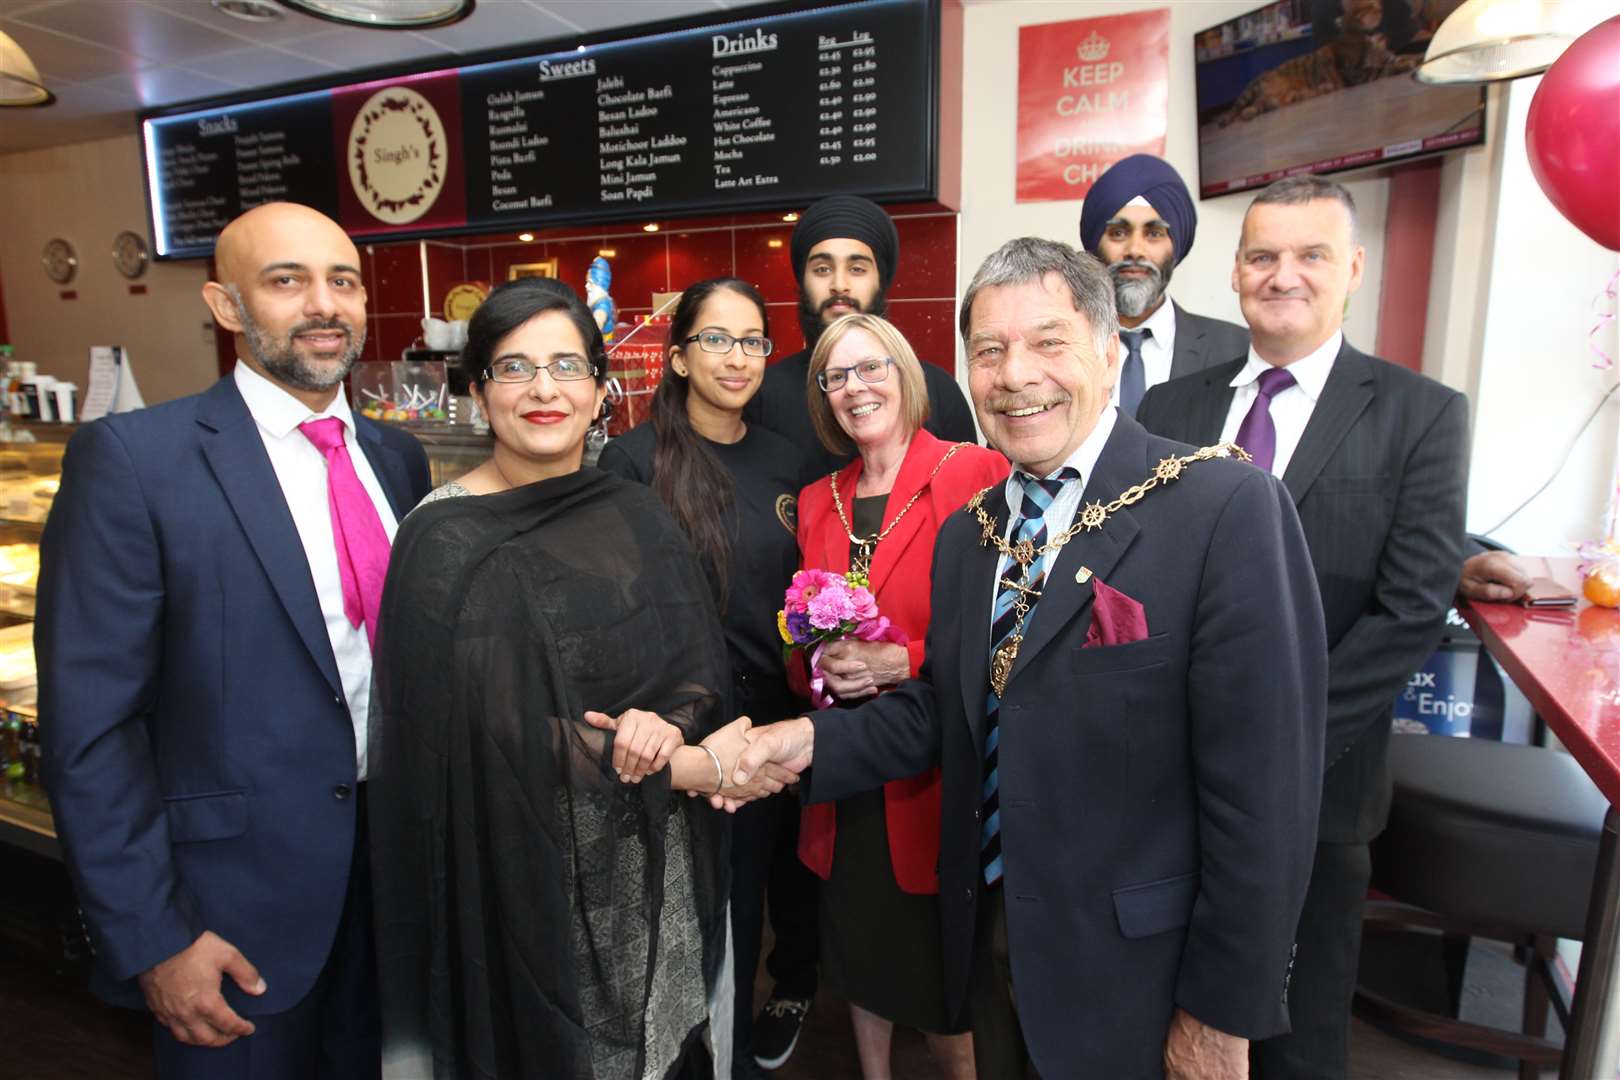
[142,0,936,259]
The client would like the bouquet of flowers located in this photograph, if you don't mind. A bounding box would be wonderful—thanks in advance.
[778,568,907,707]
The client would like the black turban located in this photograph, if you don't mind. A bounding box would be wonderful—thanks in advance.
[1078,154,1198,265]
[790,194,899,287]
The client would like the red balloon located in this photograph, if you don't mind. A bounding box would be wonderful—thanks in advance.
[1526,15,1620,252]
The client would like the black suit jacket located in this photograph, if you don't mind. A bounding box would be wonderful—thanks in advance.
[37,376,431,1011]
[1138,342,1469,842]
[804,413,1327,1077]
[1168,302,1250,382]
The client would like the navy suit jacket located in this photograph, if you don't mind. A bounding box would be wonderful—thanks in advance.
[36,375,430,1013]
[804,413,1327,1077]
[1138,342,1469,841]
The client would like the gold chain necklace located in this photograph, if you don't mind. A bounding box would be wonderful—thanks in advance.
[831,443,969,577]
[969,442,1249,695]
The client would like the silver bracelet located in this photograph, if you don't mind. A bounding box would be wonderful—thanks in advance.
[698,744,725,796]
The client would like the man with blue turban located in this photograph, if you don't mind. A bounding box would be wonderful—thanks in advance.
[1079,154,1249,416]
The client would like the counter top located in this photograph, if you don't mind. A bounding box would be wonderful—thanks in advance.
[1458,556,1620,807]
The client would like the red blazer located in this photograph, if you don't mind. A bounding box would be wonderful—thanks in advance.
[796,429,1009,894]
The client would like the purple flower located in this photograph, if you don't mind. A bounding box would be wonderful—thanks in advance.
[786,610,813,643]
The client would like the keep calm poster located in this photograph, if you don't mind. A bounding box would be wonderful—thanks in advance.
[1016,9,1170,202]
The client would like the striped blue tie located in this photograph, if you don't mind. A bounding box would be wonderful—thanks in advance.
[981,468,1079,887]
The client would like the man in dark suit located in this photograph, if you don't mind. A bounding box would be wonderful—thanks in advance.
[747,194,978,477]
[37,202,431,1079]
[1079,154,1250,416]
[1138,175,1469,1080]
[737,236,1327,1078]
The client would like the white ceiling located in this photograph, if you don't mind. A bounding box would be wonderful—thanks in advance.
[0,0,780,154]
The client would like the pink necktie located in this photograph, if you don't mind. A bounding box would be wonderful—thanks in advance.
[298,417,391,651]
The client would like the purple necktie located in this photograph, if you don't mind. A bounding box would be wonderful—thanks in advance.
[298,418,392,652]
[1234,367,1297,474]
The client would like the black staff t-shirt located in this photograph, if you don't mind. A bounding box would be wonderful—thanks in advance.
[598,422,811,686]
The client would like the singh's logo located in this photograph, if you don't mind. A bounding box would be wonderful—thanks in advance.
[347,86,446,225]
[775,494,798,536]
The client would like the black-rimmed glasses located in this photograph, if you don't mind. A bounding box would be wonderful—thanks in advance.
[485,356,598,383]
[817,357,894,392]
[681,331,773,358]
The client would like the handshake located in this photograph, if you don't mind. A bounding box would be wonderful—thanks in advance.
[583,710,817,812]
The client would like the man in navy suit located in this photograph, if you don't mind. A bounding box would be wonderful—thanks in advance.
[737,237,1326,1078]
[1078,154,1251,416]
[37,202,430,1079]
[1138,176,1469,1079]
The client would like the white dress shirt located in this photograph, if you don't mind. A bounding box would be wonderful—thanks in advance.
[234,361,399,780]
[1108,295,1177,409]
[1217,332,1341,479]
[989,404,1120,632]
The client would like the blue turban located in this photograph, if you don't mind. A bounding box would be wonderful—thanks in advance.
[1078,154,1198,265]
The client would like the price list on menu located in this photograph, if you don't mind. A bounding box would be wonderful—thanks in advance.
[144,0,935,257]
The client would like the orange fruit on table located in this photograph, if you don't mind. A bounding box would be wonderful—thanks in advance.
[1585,566,1620,609]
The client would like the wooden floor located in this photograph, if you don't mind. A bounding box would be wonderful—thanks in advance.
[1,846,1545,1079]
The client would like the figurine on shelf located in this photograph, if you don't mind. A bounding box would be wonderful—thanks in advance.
[586,256,617,347]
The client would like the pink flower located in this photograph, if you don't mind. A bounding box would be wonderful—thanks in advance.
[786,568,840,611]
[807,583,857,629]
[849,586,879,622]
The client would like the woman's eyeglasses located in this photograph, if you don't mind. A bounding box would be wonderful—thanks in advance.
[485,356,598,383]
[681,331,774,358]
[817,357,894,392]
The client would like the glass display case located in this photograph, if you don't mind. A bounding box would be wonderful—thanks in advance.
[0,423,67,858]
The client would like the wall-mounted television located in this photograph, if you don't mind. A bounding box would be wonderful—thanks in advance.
[1195,0,1485,198]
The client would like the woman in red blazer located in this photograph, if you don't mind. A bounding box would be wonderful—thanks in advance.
[794,313,1007,1080]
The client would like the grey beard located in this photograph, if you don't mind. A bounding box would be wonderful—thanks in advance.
[230,285,364,391]
[1113,274,1166,320]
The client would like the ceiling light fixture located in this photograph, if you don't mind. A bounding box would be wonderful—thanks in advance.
[767,238,783,248]
[212,0,285,22]
[518,232,535,242]
[598,248,617,258]
[0,31,53,107]
[782,212,799,222]
[642,223,659,233]
[1416,0,1600,83]
[273,0,474,30]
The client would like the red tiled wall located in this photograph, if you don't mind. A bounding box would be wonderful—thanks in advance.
[356,206,960,376]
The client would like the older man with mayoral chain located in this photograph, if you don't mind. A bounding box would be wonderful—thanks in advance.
[735,236,1327,1078]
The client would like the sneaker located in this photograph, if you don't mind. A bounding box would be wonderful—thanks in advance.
[751,993,811,1070]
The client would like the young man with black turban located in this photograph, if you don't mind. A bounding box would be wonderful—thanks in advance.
[747,194,978,475]
[1078,154,1250,416]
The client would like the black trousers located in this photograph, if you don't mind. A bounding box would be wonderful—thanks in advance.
[153,788,381,1080]
[968,884,1039,1080]
[1251,840,1372,1080]
[728,677,818,1061]
[730,789,820,1057]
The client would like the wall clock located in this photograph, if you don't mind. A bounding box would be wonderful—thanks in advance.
[43,238,78,285]
[112,231,150,279]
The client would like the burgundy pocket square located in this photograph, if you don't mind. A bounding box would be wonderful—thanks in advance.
[1083,579,1149,649]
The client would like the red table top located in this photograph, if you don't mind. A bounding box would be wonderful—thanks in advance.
[1459,557,1620,807]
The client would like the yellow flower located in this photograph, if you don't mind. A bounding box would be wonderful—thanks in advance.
[777,609,793,644]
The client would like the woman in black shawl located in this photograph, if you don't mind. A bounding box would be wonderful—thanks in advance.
[370,279,790,1080]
